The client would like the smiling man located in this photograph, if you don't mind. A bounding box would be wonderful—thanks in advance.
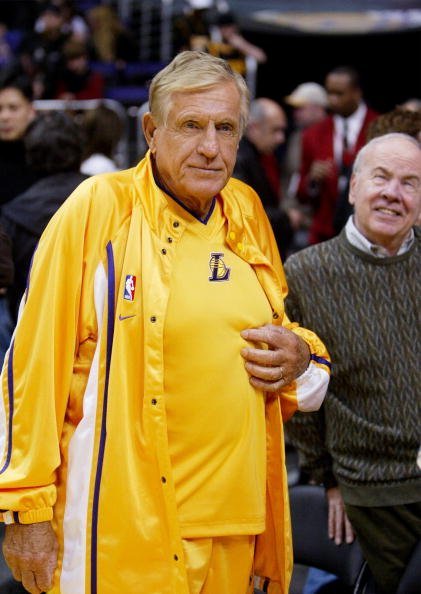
[0,51,331,594]
[284,133,421,594]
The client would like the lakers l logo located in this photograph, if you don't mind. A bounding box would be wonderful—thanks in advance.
[209,252,230,282]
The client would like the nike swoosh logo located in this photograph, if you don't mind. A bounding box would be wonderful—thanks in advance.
[118,314,136,321]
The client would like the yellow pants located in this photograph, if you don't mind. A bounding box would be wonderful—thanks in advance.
[182,535,255,594]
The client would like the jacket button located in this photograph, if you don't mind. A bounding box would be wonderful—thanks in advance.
[161,248,167,255]
[273,312,279,319]
[173,221,179,228]
[150,316,157,322]
[167,237,173,243]
[161,476,167,483]
[173,554,179,561]
[151,398,157,405]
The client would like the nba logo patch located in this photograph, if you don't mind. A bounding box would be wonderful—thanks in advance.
[123,275,136,301]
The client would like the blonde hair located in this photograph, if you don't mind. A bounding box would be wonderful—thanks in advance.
[148,50,250,135]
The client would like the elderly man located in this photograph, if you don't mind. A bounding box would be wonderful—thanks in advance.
[284,133,421,594]
[234,97,292,259]
[0,51,330,594]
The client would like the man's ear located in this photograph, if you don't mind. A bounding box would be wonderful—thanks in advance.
[143,112,158,153]
[348,173,356,205]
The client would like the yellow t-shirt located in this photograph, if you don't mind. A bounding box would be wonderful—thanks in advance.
[163,197,273,538]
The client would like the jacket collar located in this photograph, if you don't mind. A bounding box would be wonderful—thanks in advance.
[132,151,285,321]
[132,152,271,265]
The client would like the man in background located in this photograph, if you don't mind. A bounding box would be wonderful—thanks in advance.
[0,69,36,367]
[234,97,293,259]
[282,82,328,251]
[297,66,378,244]
[0,70,36,209]
[1,111,87,321]
[285,133,421,594]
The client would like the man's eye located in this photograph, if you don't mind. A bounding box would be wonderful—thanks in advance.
[217,123,236,135]
[183,121,199,130]
[403,179,418,190]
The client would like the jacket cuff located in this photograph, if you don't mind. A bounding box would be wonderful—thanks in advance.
[1,507,53,524]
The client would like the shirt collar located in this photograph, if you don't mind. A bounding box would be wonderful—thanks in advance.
[345,215,415,257]
[334,102,367,151]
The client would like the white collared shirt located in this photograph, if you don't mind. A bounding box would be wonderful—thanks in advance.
[345,216,415,257]
[333,102,368,166]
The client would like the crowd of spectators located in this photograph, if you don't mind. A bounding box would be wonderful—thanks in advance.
[0,0,138,101]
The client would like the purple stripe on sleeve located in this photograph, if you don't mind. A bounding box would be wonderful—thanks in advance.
[310,353,332,369]
[0,341,15,474]
[91,242,115,594]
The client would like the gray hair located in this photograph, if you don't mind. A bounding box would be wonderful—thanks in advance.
[353,132,421,174]
[248,99,268,124]
[148,50,250,135]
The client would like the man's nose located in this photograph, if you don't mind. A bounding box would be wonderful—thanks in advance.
[383,178,402,198]
[197,124,219,158]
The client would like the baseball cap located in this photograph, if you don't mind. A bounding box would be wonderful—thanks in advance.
[284,82,328,108]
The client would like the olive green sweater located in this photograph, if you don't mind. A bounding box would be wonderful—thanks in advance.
[284,227,421,506]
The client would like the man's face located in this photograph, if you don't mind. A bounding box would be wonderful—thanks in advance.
[67,55,88,74]
[293,103,326,129]
[144,82,241,215]
[325,73,361,118]
[0,88,35,141]
[250,105,287,155]
[349,137,421,254]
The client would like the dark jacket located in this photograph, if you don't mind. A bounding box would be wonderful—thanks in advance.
[234,137,293,260]
[0,139,39,208]
[0,223,13,288]
[1,171,87,317]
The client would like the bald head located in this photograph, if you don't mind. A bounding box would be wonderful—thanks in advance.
[353,133,421,175]
[246,97,287,154]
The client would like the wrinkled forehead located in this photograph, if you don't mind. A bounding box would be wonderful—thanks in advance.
[368,140,421,172]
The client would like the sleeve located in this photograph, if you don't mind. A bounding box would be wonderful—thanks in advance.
[0,181,96,524]
[278,315,331,422]
[250,191,331,421]
[282,257,335,486]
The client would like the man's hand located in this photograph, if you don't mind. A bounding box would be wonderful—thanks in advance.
[310,160,335,183]
[3,521,58,594]
[240,324,310,392]
[327,487,354,545]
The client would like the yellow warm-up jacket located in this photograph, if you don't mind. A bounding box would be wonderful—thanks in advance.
[0,153,330,594]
